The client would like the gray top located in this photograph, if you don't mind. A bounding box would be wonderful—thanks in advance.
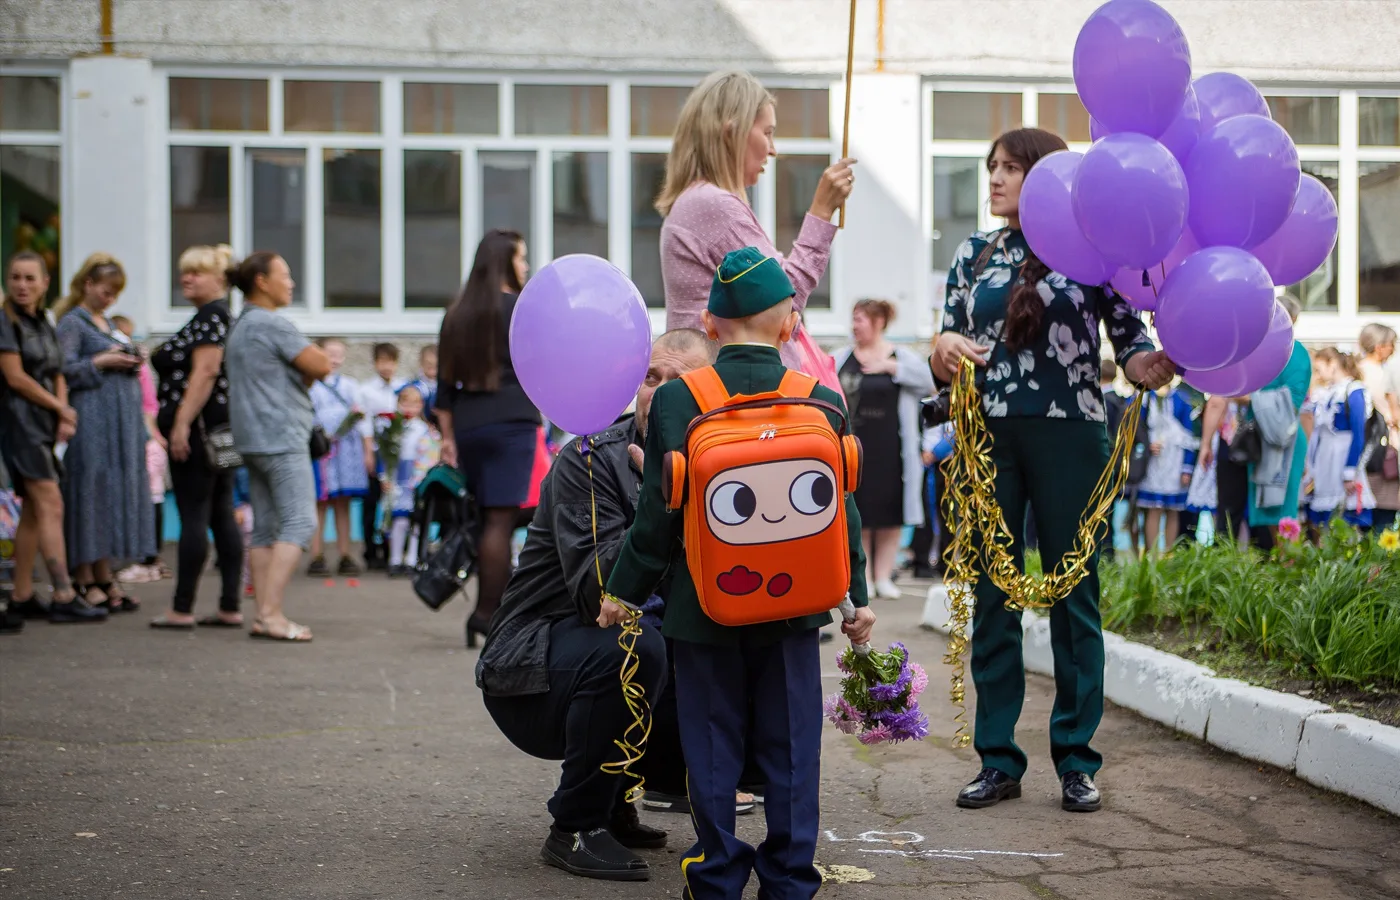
[225,305,313,455]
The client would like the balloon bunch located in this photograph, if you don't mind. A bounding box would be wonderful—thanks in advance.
[1021,0,1339,398]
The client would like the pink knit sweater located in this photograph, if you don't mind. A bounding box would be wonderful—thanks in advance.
[661,182,836,369]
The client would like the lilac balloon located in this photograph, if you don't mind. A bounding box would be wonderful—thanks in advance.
[509,254,652,436]
[1090,84,1202,164]
[1072,133,1189,271]
[1020,151,1113,285]
[1248,174,1339,286]
[1183,301,1295,396]
[1186,115,1300,249]
[1155,247,1275,372]
[1193,72,1269,133]
[1073,0,1192,137]
[1109,229,1199,311]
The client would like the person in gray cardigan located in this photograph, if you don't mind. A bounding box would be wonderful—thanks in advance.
[834,299,935,600]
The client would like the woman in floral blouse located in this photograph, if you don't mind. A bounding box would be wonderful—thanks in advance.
[929,128,1176,815]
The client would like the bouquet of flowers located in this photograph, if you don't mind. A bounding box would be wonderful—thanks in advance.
[824,599,930,745]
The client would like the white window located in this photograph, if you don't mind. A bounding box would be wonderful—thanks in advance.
[1,72,64,303]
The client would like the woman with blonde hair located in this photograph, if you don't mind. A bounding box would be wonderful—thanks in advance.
[657,70,856,372]
[54,252,154,611]
[149,244,247,629]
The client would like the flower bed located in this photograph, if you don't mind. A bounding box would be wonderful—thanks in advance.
[1098,520,1400,726]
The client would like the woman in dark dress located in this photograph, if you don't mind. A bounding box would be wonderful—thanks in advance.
[835,299,934,601]
[435,229,541,647]
[149,244,244,629]
[0,252,105,623]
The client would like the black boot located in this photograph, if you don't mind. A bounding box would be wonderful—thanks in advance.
[49,596,109,624]
[608,800,667,849]
[955,767,1021,809]
[1061,772,1101,812]
[11,595,50,619]
[0,595,24,634]
[541,826,649,881]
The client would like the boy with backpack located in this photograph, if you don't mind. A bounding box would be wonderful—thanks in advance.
[601,247,876,900]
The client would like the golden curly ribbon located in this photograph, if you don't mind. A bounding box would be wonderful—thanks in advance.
[581,438,652,803]
[940,357,1145,747]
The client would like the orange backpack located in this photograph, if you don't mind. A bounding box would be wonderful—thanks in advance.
[660,367,863,627]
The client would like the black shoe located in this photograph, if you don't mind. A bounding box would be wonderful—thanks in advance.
[387,565,409,579]
[1061,772,1101,812]
[541,826,649,881]
[956,767,1021,809]
[608,801,667,850]
[49,598,110,624]
[306,556,330,577]
[337,557,362,577]
[0,600,24,634]
[912,564,938,579]
[819,630,835,644]
[11,596,50,619]
[641,791,755,817]
[465,613,490,649]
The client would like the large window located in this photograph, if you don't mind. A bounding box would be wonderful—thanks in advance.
[248,148,307,308]
[169,146,231,305]
[1360,161,1400,314]
[629,153,667,308]
[404,150,462,308]
[1,74,62,301]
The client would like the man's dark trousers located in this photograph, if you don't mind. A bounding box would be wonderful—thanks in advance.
[673,630,822,900]
[483,616,669,830]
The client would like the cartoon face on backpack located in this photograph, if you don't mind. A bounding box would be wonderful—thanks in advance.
[663,368,861,626]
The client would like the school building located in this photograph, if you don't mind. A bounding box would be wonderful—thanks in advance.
[2,0,1399,350]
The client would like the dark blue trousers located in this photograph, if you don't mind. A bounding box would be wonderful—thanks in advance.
[673,630,823,900]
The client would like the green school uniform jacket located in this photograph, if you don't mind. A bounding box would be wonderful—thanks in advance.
[605,343,869,647]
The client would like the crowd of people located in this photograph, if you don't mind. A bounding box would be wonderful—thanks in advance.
[4,64,1400,900]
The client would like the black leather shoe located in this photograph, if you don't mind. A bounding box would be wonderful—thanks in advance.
[11,596,50,619]
[1061,772,1101,812]
[956,767,1021,809]
[0,601,24,634]
[541,825,649,881]
[609,800,667,849]
[49,598,109,624]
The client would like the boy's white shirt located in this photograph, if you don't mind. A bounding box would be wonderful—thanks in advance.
[357,375,407,437]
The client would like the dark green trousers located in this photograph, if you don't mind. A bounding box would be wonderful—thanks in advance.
[969,417,1108,780]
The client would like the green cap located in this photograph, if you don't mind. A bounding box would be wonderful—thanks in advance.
[707,247,795,320]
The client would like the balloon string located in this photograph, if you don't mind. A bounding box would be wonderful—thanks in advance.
[583,437,652,803]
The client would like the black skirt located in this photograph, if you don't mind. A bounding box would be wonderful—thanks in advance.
[840,355,904,529]
[455,421,539,508]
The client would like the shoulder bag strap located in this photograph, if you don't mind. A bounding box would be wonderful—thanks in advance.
[681,366,732,414]
[777,370,818,399]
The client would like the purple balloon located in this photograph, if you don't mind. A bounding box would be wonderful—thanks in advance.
[1091,84,1202,164]
[1155,247,1275,372]
[1073,0,1192,137]
[1248,174,1339,286]
[1020,151,1113,285]
[509,254,652,436]
[1193,72,1269,133]
[1109,229,1199,311]
[1072,133,1189,270]
[1183,301,1295,396]
[1186,115,1300,249]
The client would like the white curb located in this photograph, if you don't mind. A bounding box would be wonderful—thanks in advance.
[920,584,1400,816]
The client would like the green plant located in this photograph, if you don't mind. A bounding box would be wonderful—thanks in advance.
[1099,520,1400,686]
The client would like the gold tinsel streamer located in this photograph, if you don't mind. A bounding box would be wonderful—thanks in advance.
[940,358,1146,747]
[582,440,652,803]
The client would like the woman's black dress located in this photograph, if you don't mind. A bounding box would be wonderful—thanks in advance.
[0,306,63,490]
[839,352,904,529]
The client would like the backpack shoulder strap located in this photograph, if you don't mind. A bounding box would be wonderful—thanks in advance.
[777,370,818,399]
[681,366,732,414]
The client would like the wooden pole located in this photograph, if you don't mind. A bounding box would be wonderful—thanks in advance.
[875,0,886,72]
[100,0,115,54]
[838,0,857,229]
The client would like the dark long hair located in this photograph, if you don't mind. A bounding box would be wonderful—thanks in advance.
[226,251,280,297]
[990,128,1068,352]
[438,229,524,392]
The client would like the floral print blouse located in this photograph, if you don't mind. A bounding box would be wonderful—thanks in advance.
[942,228,1155,423]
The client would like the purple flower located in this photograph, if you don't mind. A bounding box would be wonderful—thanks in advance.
[857,724,894,745]
[868,662,912,702]
[835,651,852,675]
[880,707,930,742]
[824,694,861,735]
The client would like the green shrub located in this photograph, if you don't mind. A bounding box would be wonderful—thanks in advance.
[1099,520,1400,686]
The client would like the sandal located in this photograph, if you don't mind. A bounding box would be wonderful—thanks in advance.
[149,615,195,630]
[97,582,139,612]
[197,614,243,628]
[73,583,109,608]
[248,620,312,642]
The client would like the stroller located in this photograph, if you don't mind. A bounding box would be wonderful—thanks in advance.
[410,463,479,611]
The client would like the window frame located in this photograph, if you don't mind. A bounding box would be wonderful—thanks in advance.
[0,66,68,301]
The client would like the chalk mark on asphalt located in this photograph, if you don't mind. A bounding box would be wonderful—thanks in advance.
[381,668,398,722]
[823,830,1065,863]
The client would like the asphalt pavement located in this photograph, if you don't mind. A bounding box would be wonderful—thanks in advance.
[2,568,1398,900]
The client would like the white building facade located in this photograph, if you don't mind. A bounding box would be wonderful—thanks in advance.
[2,0,1399,347]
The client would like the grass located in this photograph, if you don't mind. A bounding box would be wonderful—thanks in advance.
[1097,520,1400,688]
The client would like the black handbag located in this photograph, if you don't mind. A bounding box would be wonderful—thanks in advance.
[308,424,331,460]
[200,421,244,472]
[412,527,477,611]
[1227,419,1263,465]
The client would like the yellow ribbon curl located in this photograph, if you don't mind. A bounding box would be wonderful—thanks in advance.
[939,357,1146,747]
[582,439,652,803]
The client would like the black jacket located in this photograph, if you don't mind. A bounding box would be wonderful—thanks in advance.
[475,415,650,697]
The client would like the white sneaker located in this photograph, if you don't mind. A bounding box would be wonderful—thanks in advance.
[875,579,902,600]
